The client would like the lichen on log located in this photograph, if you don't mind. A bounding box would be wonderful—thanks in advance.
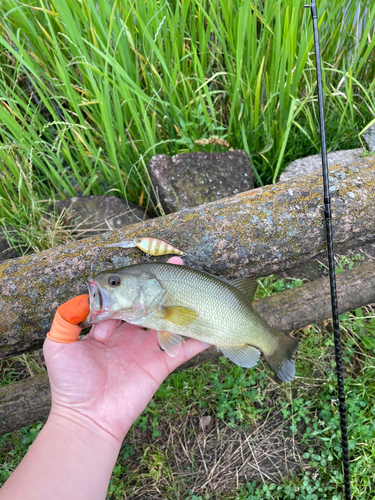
[1,159,375,359]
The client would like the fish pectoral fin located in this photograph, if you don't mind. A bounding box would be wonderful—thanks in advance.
[161,306,198,326]
[230,278,258,302]
[158,331,185,357]
[219,344,260,368]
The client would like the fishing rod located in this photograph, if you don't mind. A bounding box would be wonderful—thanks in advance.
[304,2,351,499]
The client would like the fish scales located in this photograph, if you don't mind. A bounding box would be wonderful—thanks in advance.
[154,264,271,347]
[84,262,299,382]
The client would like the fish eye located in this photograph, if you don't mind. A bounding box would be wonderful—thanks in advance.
[108,275,121,287]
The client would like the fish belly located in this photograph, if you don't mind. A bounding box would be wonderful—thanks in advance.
[138,308,277,353]
[124,264,279,353]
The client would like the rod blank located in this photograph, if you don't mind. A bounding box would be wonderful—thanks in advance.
[306,1,351,499]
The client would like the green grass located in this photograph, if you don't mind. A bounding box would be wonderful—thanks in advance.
[0,0,375,497]
[1,274,374,499]
[1,0,375,251]
[109,308,375,499]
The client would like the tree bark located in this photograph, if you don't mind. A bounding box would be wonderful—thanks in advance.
[1,159,375,359]
[1,259,375,435]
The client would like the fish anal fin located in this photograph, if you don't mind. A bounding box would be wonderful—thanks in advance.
[231,278,258,302]
[220,344,260,368]
[158,331,185,357]
[163,306,198,326]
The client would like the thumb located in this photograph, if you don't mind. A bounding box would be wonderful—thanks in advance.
[90,319,122,343]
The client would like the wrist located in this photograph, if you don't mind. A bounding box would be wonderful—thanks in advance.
[0,405,123,500]
[47,404,124,453]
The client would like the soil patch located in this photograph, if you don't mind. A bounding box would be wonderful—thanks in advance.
[118,410,306,499]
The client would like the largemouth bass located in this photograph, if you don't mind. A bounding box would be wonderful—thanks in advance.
[83,263,299,382]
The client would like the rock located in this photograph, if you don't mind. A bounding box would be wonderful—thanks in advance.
[53,196,150,237]
[0,229,20,263]
[148,150,253,213]
[361,122,375,152]
[0,196,148,264]
[279,148,363,182]
[278,148,369,280]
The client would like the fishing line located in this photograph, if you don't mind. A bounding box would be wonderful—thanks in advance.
[304,2,351,499]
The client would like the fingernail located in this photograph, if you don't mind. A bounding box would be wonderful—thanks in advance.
[95,325,110,340]
[167,256,184,265]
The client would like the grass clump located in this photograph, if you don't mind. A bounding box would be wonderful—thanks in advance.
[1,0,375,250]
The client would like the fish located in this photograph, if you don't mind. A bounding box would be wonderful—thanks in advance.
[106,237,184,256]
[83,262,299,382]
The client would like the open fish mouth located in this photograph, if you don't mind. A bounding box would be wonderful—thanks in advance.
[80,279,112,327]
[88,280,102,310]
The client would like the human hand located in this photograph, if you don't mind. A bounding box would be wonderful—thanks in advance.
[43,257,210,446]
[0,258,210,500]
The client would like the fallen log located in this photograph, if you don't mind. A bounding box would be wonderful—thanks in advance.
[1,260,375,435]
[0,374,51,435]
[1,159,375,359]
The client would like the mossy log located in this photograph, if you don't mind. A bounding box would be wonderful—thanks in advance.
[1,260,375,435]
[1,159,375,359]
[0,374,51,435]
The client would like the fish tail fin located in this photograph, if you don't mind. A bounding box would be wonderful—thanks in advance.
[264,333,299,382]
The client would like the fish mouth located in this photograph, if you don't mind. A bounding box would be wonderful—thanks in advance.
[80,279,112,327]
[89,280,102,309]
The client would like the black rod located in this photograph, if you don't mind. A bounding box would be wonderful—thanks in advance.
[305,2,351,499]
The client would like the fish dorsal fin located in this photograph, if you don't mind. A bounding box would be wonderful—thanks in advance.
[230,278,258,302]
[163,306,198,326]
[158,331,185,357]
[220,345,260,368]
